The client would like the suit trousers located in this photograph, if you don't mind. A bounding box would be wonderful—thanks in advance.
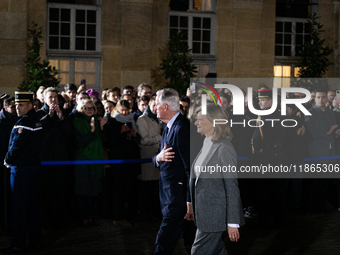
[10,166,41,249]
[191,229,227,255]
[155,215,184,255]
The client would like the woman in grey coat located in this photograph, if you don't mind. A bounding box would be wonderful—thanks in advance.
[187,104,245,255]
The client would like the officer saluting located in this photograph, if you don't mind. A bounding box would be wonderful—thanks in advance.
[2,92,43,254]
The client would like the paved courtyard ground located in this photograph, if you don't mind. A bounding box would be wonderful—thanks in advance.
[1,204,340,255]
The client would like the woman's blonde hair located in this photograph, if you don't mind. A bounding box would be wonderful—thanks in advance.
[76,99,97,115]
[111,99,130,117]
[195,104,233,142]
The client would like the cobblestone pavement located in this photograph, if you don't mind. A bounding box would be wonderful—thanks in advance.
[1,207,340,255]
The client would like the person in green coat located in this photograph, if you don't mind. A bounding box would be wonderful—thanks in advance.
[73,99,107,226]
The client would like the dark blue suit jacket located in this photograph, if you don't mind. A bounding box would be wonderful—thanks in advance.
[152,113,190,218]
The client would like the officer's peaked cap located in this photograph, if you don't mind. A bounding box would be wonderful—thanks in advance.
[15,91,34,102]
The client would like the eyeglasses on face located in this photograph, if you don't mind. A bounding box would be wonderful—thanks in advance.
[84,106,95,111]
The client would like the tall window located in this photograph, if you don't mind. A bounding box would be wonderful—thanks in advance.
[274,1,316,86]
[275,19,310,57]
[168,0,216,77]
[169,15,213,54]
[47,3,101,90]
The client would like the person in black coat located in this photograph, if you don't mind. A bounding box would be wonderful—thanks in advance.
[0,97,17,233]
[0,97,17,164]
[36,87,73,228]
[105,99,140,227]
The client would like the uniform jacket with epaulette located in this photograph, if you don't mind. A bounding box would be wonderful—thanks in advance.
[5,108,43,167]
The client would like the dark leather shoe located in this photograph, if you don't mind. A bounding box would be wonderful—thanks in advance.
[0,246,23,254]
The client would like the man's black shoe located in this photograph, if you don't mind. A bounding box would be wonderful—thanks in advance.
[0,246,23,254]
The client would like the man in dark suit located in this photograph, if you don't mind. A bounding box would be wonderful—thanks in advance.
[152,88,194,255]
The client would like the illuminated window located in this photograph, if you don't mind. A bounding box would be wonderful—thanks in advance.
[48,58,100,91]
[169,0,216,78]
[195,0,213,11]
[274,65,292,88]
[47,2,101,90]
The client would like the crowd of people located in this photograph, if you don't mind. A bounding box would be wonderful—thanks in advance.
[1,82,340,254]
[0,82,195,253]
[195,86,340,223]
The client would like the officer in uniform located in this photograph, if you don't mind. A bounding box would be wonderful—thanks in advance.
[252,89,285,165]
[251,89,286,226]
[2,92,43,254]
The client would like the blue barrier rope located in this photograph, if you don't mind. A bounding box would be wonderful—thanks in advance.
[237,156,252,161]
[41,155,340,165]
[41,158,152,166]
[303,155,340,162]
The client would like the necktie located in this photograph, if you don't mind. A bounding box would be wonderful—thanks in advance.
[164,126,169,137]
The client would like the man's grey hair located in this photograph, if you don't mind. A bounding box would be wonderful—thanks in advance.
[43,87,59,98]
[156,88,180,112]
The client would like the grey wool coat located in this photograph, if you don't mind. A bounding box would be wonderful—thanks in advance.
[136,112,162,181]
[190,138,245,232]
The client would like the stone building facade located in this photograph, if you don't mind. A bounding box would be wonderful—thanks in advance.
[0,0,339,95]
